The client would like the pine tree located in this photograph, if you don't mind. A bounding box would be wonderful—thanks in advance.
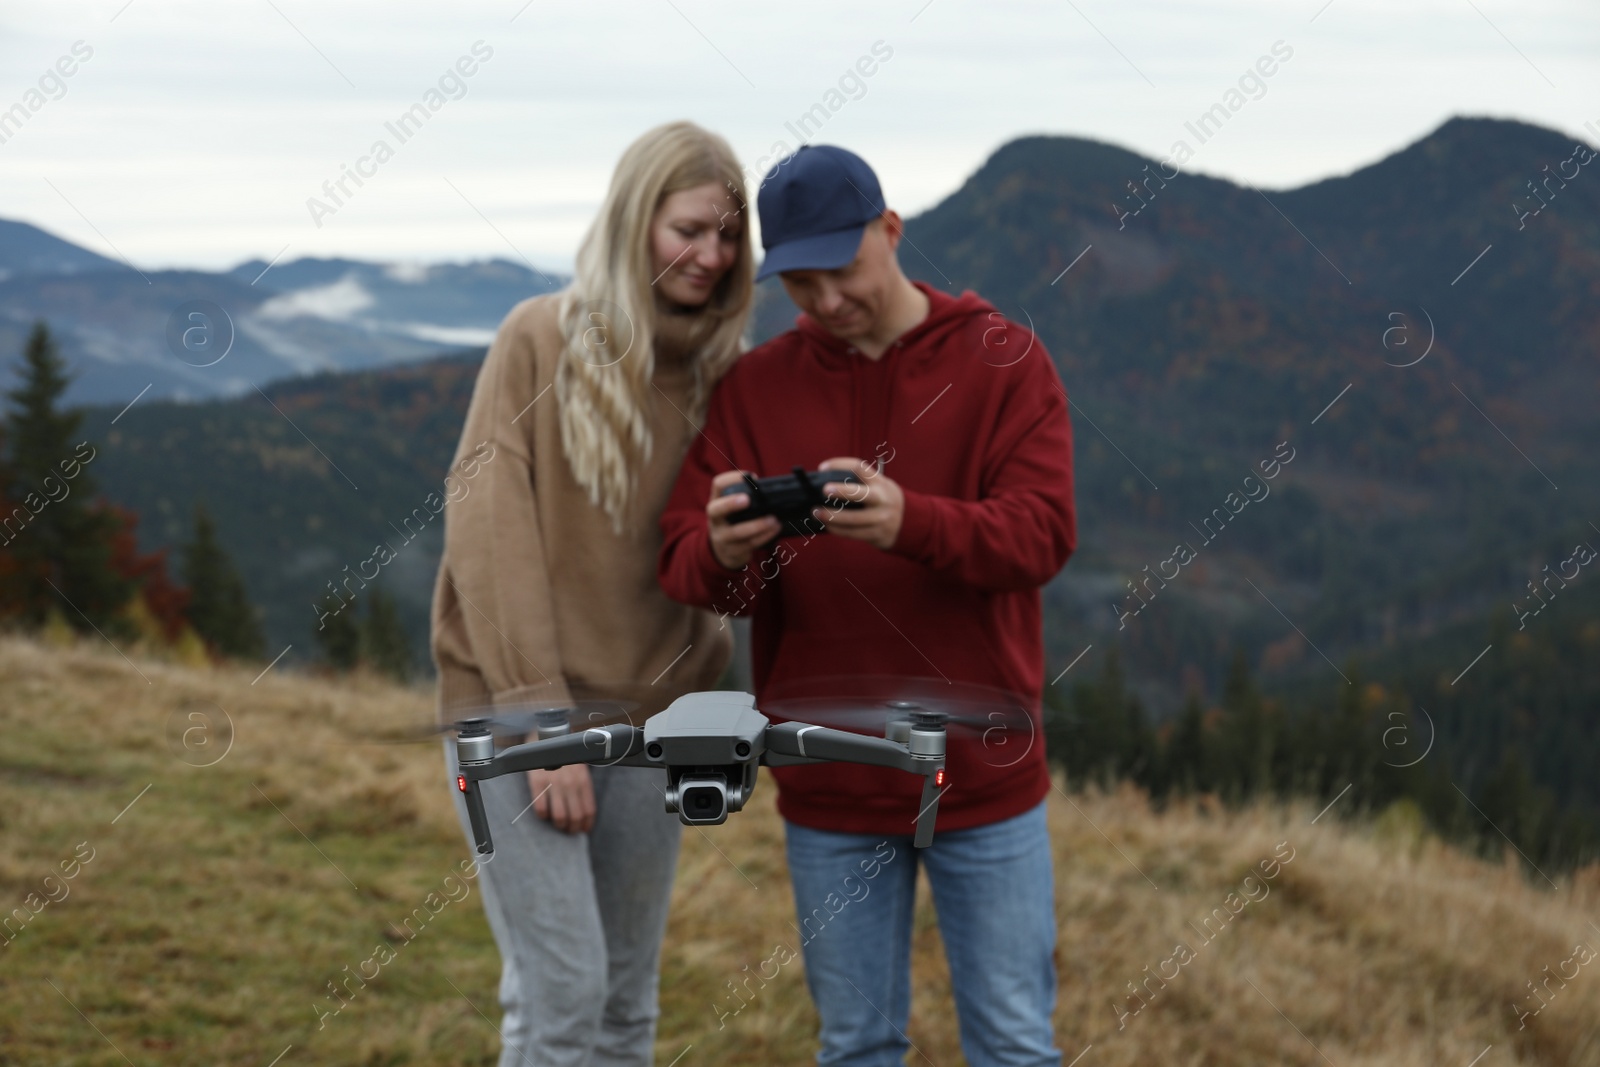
[1055,649,1155,791]
[312,592,361,671]
[361,586,413,682]
[1164,690,1207,796]
[3,322,132,631]
[1478,748,1554,868]
[1110,655,1157,790]
[1217,649,1272,801]
[181,503,264,659]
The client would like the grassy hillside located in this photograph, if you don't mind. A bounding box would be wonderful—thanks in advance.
[2,635,1598,1065]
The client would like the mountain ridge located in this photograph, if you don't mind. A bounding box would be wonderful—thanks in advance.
[0,243,564,405]
[0,217,121,279]
[12,114,1587,764]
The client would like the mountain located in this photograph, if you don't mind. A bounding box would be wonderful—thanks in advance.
[885,114,1600,703]
[0,229,566,405]
[0,217,120,279]
[81,352,488,660]
[4,632,1598,1064]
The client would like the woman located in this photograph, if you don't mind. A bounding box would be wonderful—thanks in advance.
[430,121,753,1066]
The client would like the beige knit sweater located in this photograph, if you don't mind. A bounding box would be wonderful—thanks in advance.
[429,291,733,723]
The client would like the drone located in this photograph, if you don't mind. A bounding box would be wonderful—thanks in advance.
[452,691,954,853]
[441,675,1036,857]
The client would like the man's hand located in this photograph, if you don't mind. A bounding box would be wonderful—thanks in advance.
[813,457,904,550]
[526,764,594,833]
[707,470,782,569]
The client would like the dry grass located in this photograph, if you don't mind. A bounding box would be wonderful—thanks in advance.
[1,632,1597,1066]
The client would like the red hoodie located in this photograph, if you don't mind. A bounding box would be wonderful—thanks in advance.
[658,280,1077,835]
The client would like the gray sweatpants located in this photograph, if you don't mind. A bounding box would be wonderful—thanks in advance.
[444,741,682,1067]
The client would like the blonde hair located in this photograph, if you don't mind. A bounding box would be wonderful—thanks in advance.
[557,121,753,530]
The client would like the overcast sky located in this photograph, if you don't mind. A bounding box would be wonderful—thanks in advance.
[2,0,1596,273]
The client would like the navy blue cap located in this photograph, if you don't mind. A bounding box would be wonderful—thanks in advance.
[755,144,886,282]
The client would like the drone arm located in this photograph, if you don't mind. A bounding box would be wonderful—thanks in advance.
[762,751,825,767]
[763,722,921,772]
[764,722,946,847]
[472,724,643,779]
[453,725,643,856]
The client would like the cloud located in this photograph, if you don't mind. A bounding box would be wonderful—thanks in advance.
[399,323,495,346]
[384,261,430,284]
[255,275,373,322]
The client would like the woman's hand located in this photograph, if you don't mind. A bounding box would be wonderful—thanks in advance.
[527,765,595,833]
[707,469,782,570]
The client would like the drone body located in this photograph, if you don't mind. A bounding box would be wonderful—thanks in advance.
[643,692,767,825]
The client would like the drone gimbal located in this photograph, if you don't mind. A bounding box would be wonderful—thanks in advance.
[453,691,948,854]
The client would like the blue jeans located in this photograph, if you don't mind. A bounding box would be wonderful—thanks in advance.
[783,801,1060,1067]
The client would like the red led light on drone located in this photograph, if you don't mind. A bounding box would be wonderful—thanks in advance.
[935,769,947,787]
[457,775,468,793]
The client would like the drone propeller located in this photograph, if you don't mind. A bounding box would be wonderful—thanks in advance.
[363,702,639,746]
[358,679,683,745]
[759,674,1036,736]
[761,675,1040,772]
[426,700,640,739]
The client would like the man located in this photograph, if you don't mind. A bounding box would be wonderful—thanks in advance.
[657,143,1076,1067]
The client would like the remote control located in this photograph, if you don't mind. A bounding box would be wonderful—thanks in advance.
[719,465,865,539]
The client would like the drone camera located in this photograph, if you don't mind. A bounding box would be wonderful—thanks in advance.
[666,773,741,825]
[682,782,723,821]
[661,763,756,825]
